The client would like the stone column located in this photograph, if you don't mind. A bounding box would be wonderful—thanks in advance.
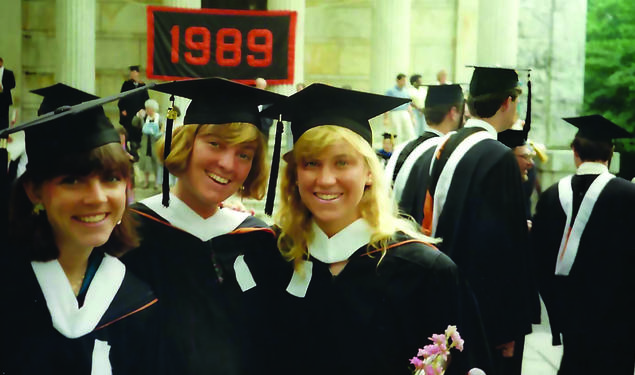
[518,0,590,189]
[267,0,306,96]
[162,0,202,117]
[267,0,306,150]
[0,0,22,124]
[370,0,411,95]
[475,0,519,67]
[56,0,96,93]
[454,0,479,85]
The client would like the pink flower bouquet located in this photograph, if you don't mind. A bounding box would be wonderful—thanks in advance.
[410,325,464,375]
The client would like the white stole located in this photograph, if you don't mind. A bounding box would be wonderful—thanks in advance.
[392,136,442,201]
[32,254,125,375]
[555,172,614,275]
[285,219,373,298]
[429,131,493,236]
[384,141,409,182]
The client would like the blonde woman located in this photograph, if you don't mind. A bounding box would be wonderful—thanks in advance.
[121,78,287,375]
[264,84,467,375]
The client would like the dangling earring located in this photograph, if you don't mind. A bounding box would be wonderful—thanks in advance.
[32,203,45,215]
[117,220,122,225]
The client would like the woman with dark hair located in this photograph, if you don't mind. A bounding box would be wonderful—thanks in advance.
[0,95,158,374]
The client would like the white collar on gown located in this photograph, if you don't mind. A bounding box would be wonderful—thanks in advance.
[141,193,250,241]
[463,118,498,139]
[308,218,373,264]
[576,162,609,175]
[31,253,126,339]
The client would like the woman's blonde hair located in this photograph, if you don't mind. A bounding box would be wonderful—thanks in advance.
[275,125,437,267]
[156,122,268,199]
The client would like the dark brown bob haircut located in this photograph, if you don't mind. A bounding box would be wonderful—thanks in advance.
[9,143,139,262]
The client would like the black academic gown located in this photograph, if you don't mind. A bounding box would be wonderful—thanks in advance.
[0,68,16,130]
[117,80,149,143]
[387,131,440,186]
[398,145,436,224]
[0,250,158,375]
[121,200,286,375]
[426,124,537,374]
[531,174,635,375]
[280,230,469,375]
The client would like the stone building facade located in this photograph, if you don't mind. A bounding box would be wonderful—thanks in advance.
[0,0,593,189]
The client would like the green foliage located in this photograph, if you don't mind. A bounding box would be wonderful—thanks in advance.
[584,0,635,153]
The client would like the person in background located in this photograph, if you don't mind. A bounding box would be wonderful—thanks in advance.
[408,74,427,136]
[531,115,635,375]
[421,66,538,374]
[133,98,162,190]
[498,121,535,221]
[118,65,150,158]
[436,69,452,85]
[388,84,465,207]
[0,91,158,374]
[0,57,16,130]
[262,83,468,375]
[384,73,415,142]
[121,77,288,375]
[376,132,396,166]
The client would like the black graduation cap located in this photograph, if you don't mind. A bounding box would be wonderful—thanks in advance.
[0,84,153,170]
[261,83,410,145]
[382,132,396,140]
[150,77,286,207]
[498,129,527,148]
[31,83,99,116]
[260,83,410,215]
[467,65,530,97]
[151,77,285,130]
[129,65,140,72]
[563,115,632,142]
[424,84,465,108]
[467,65,533,133]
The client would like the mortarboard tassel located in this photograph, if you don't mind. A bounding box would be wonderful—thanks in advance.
[523,72,531,137]
[0,136,9,240]
[264,116,284,216]
[162,95,177,207]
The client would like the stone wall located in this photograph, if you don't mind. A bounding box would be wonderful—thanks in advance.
[303,0,461,92]
[304,0,372,91]
[7,0,593,174]
[517,0,602,190]
[20,0,164,125]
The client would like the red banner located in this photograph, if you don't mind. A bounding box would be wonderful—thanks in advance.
[147,6,296,85]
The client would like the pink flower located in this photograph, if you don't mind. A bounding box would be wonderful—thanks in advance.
[445,325,464,352]
[424,363,443,375]
[410,325,464,375]
[430,333,446,346]
[421,344,442,357]
[410,357,424,368]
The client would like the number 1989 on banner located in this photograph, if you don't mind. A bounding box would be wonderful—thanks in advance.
[170,26,273,68]
[147,6,296,84]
